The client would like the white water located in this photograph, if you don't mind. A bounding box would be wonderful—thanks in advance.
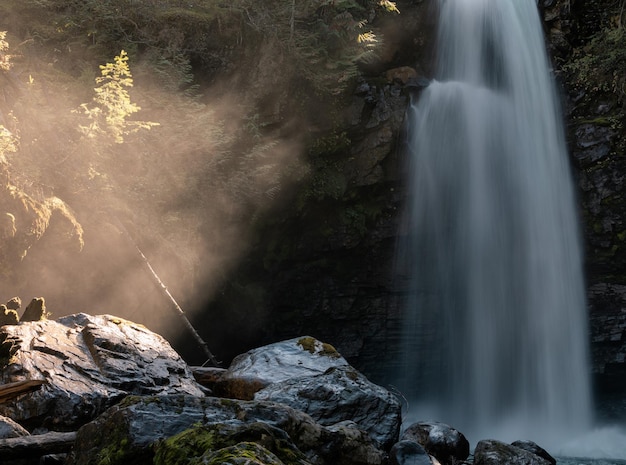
[397,0,596,452]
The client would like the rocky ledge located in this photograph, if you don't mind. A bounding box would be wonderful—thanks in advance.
[0,311,557,465]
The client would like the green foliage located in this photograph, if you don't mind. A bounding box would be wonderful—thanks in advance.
[0,32,18,163]
[78,50,158,144]
[0,31,12,71]
[565,27,626,103]
[0,125,17,163]
[238,0,398,95]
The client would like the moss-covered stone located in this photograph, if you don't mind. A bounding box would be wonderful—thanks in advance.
[153,422,311,465]
[198,442,286,465]
[297,336,341,359]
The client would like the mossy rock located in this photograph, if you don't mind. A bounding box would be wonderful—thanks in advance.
[154,422,311,465]
[197,442,286,465]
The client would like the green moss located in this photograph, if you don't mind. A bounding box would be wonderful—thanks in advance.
[200,442,285,465]
[95,421,135,465]
[297,336,341,358]
[154,427,218,465]
[617,230,626,242]
[154,423,310,465]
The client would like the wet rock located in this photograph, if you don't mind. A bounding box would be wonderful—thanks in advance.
[68,395,384,465]
[225,336,349,389]
[572,123,615,166]
[474,440,550,465]
[589,284,626,375]
[255,365,401,449]
[401,421,469,465]
[389,440,433,465]
[0,415,29,438]
[510,440,556,465]
[0,313,204,429]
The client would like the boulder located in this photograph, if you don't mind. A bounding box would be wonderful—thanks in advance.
[510,441,556,465]
[389,440,434,465]
[67,394,385,465]
[401,422,469,465]
[220,336,401,449]
[0,313,205,429]
[474,440,551,465]
[255,365,401,449]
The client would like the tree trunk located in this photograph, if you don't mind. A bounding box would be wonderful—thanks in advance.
[0,431,76,459]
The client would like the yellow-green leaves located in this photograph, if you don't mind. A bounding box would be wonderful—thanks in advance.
[378,1,400,14]
[78,50,158,144]
[0,31,11,71]
[0,32,18,163]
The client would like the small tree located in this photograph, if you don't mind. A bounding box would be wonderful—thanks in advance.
[0,31,18,162]
[78,50,158,144]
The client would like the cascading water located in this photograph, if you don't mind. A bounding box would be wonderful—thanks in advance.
[397,0,593,449]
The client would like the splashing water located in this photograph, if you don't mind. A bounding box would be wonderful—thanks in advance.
[397,0,594,450]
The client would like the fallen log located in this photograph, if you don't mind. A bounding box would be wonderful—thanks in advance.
[0,431,76,459]
[0,379,46,403]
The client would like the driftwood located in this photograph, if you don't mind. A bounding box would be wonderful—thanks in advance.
[0,380,46,403]
[0,431,76,459]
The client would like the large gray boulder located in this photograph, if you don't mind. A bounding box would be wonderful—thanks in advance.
[220,336,401,449]
[0,313,205,429]
[208,336,350,401]
[474,440,551,465]
[67,394,385,465]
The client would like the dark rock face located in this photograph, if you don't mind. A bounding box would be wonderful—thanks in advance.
[0,314,204,429]
[401,422,469,465]
[547,0,626,409]
[474,439,550,465]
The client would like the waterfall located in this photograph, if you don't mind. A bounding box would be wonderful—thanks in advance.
[397,0,593,448]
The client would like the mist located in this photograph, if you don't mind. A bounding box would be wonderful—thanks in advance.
[0,26,309,363]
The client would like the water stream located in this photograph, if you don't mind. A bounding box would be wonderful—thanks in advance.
[397,0,597,452]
